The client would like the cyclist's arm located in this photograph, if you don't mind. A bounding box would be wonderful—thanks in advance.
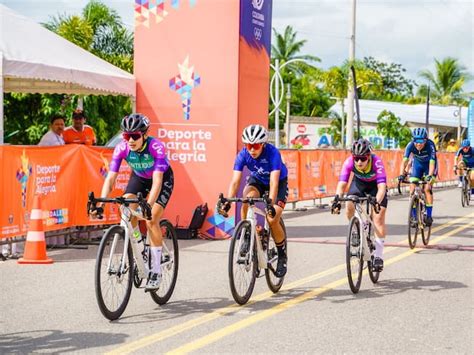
[100,171,118,198]
[227,170,242,198]
[376,183,387,205]
[335,181,347,197]
[400,143,412,175]
[148,171,163,206]
[428,142,436,176]
[269,170,281,205]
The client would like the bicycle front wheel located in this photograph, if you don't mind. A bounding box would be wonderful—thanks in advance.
[95,225,133,321]
[265,219,286,293]
[229,220,257,305]
[150,220,179,305]
[461,178,467,207]
[346,217,363,294]
[407,195,419,249]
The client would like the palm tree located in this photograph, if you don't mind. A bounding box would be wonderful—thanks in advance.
[271,25,320,76]
[417,57,472,105]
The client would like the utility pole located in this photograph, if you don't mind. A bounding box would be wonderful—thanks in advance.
[274,59,280,148]
[285,84,291,147]
[345,0,356,149]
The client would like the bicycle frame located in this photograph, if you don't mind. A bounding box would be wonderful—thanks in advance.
[352,199,375,261]
[237,203,271,270]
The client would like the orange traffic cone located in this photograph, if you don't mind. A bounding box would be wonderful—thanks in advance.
[18,195,53,264]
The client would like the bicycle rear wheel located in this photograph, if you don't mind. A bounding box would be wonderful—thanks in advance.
[346,217,363,294]
[150,220,179,305]
[95,225,133,320]
[229,220,257,305]
[265,219,286,293]
[407,195,419,249]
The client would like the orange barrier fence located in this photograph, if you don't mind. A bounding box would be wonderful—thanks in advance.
[281,149,456,203]
[0,145,130,239]
[0,146,456,239]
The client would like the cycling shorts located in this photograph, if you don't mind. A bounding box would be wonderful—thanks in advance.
[247,176,289,208]
[348,179,388,208]
[125,167,174,208]
[410,160,438,183]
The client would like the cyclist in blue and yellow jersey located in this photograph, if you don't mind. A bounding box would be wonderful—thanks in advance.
[217,124,289,277]
[398,127,437,227]
[455,139,474,194]
[92,113,174,291]
[331,138,387,271]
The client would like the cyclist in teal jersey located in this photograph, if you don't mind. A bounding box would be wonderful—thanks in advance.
[91,113,174,290]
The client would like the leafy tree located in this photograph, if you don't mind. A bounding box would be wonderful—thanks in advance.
[271,25,320,77]
[417,57,472,105]
[376,110,412,148]
[363,56,415,99]
[4,0,133,145]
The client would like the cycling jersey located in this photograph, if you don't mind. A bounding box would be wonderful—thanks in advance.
[403,139,437,165]
[455,147,474,168]
[339,154,387,185]
[63,125,96,145]
[234,143,288,185]
[109,137,169,179]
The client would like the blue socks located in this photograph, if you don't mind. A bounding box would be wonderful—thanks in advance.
[426,205,433,218]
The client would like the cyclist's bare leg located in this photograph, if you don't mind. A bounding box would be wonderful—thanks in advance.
[123,193,139,228]
[241,185,260,219]
[372,207,386,238]
[267,206,284,244]
[345,201,355,220]
[147,203,164,247]
[409,183,415,196]
[424,183,433,205]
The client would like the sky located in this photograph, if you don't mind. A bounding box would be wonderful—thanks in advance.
[3,0,473,91]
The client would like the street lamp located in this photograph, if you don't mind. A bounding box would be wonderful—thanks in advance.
[285,83,291,147]
[270,58,308,148]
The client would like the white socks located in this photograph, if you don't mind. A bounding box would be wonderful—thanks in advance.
[150,246,162,274]
[375,237,384,259]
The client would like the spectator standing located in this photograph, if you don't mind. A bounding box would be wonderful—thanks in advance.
[63,109,97,145]
[38,116,65,146]
[446,139,458,153]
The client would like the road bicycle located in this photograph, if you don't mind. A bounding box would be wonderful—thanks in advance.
[398,178,431,249]
[456,167,472,207]
[218,193,286,305]
[334,194,381,294]
[87,192,178,320]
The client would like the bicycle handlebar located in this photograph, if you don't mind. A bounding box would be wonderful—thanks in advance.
[87,191,152,220]
[218,192,272,206]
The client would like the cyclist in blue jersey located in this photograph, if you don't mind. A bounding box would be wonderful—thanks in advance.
[91,113,174,290]
[217,124,289,277]
[398,127,437,227]
[455,139,474,194]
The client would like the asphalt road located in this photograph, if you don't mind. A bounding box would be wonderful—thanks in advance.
[1,187,473,354]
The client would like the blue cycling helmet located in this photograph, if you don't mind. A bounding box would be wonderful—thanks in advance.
[412,127,427,140]
[461,139,471,147]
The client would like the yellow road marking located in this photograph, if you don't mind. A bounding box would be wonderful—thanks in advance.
[166,220,474,354]
[107,212,474,355]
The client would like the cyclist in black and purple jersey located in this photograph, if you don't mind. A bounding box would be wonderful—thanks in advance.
[93,113,174,290]
[331,138,387,271]
[217,124,289,277]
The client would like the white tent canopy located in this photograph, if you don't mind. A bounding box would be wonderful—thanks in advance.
[0,4,136,143]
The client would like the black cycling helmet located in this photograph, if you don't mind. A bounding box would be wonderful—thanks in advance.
[121,113,150,133]
[351,138,372,156]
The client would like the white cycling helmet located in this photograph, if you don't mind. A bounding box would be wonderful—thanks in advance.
[242,124,268,144]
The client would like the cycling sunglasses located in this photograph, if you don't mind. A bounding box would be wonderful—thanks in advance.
[353,155,369,162]
[246,143,263,151]
[122,132,143,141]
[414,138,426,144]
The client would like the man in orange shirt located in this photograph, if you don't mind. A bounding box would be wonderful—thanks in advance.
[63,109,97,145]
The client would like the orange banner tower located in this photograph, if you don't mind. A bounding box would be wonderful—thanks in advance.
[134,0,273,238]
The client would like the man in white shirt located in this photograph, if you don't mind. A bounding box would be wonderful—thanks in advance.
[38,116,65,146]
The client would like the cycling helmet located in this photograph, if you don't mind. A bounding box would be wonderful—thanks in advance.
[351,138,372,156]
[242,124,268,144]
[121,113,150,133]
[461,139,471,147]
[412,127,428,140]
